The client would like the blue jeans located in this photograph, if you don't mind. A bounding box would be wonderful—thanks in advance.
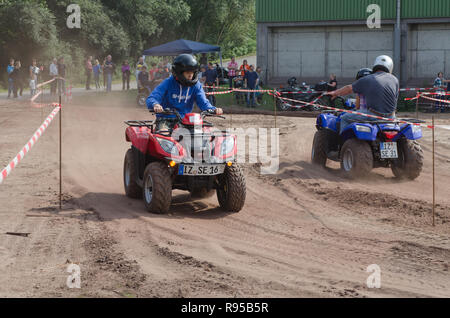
[340,109,395,134]
[8,78,14,97]
[246,91,256,107]
[106,73,112,92]
[58,79,66,95]
[434,92,445,112]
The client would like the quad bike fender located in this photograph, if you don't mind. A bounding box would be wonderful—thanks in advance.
[126,126,152,154]
[316,113,338,132]
[148,135,185,161]
[341,123,378,142]
[395,124,422,141]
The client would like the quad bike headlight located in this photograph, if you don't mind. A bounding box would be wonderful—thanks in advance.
[355,125,372,133]
[220,137,235,156]
[156,137,179,156]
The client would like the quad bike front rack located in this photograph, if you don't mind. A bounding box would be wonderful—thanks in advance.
[124,120,155,129]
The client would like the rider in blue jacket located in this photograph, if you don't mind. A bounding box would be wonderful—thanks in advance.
[147,54,223,131]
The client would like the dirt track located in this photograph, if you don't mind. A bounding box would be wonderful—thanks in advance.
[1,94,450,298]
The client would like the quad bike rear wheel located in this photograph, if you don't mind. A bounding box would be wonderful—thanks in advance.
[124,149,142,199]
[340,139,373,179]
[311,130,328,166]
[276,98,291,111]
[142,162,172,214]
[216,165,246,212]
[391,140,424,180]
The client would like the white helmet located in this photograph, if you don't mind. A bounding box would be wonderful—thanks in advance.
[373,55,394,74]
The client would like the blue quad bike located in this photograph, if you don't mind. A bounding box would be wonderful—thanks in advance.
[311,111,424,179]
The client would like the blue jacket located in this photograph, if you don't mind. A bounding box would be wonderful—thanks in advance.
[146,76,216,119]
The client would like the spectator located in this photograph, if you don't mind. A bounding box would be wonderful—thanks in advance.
[149,63,158,82]
[14,61,25,98]
[7,58,15,98]
[102,58,107,89]
[49,58,58,96]
[433,72,450,112]
[29,59,40,97]
[255,66,264,105]
[198,65,206,85]
[165,59,172,72]
[199,53,207,66]
[57,57,66,96]
[10,61,23,98]
[122,60,131,90]
[104,55,115,92]
[135,57,147,89]
[138,65,151,94]
[244,65,259,108]
[227,56,238,89]
[202,63,219,106]
[85,56,93,90]
[327,73,338,91]
[93,59,101,90]
[239,59,251,77]
[203,63,219,87]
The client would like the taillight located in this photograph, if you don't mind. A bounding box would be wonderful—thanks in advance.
[383,131,398,141]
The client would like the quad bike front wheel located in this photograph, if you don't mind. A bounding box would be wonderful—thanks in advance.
[391,140,424,180]
[311,130,328,167]
[142,162,172,214]
[216,165,246,212]
[340,139,373,179]
[124,149,142,199]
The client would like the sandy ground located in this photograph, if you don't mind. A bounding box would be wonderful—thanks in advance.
[0,93,450,298]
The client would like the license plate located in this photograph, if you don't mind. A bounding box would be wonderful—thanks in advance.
[380,142,398,159]
[178,164,225,176]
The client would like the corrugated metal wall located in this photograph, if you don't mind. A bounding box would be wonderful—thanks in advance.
[402,0,450,18]
[256,0,450,22]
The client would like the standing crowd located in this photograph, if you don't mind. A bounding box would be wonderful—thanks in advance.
[197,57,264,108]
[6,57,66,98]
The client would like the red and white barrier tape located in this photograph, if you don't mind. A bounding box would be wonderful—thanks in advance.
[36,78,56,89]
[272,94,435,130]
[418,94,450,105]
[205,89,234,96]
[278,90,317,95]
[269,92,324,109]
[399,87,435,92]
[0,105,61,184]
[232,88,275,93]
[30,90,43,102]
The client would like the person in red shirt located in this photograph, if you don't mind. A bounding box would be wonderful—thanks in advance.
[239,59,251,77]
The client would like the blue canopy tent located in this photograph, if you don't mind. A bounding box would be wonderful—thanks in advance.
[142,39,222,66]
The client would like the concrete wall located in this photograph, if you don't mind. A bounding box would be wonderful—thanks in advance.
[408,23,450,83]
[258,19,450,87]
[268,25,394,80]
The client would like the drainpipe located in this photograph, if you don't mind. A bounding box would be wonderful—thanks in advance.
[394,0,401,83]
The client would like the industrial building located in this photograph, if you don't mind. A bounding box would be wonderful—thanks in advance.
[256,0,450,87]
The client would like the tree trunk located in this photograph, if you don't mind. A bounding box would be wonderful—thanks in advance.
[195,0,210,41]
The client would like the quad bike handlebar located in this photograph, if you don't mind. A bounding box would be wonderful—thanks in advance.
[150,108,226,120]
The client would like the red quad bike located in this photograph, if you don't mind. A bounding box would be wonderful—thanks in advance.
[123,109,246,214]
